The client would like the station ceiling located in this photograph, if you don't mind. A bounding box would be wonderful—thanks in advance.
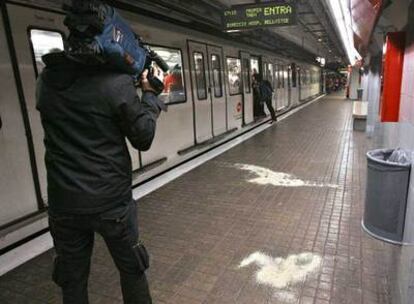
[8,0,348,67]
[217,0,347,64]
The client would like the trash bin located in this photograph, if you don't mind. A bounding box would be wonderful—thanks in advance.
[362,148,412,244]
[357,88,363,100]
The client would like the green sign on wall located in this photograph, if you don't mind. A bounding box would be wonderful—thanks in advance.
[223,0,297,31]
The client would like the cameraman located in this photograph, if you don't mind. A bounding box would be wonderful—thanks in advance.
[36,43,165,303]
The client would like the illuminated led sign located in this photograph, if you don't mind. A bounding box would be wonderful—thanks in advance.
[223,0,297,31]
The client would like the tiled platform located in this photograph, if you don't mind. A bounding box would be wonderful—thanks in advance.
[0,93,395,304]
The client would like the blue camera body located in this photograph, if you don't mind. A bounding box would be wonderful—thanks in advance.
[63,0,169,95]
[64,2,148,77]
[96,6,148,76]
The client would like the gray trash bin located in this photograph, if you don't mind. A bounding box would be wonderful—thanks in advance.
[362,148,412,244]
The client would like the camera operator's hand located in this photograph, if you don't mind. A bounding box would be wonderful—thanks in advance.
[140,69,157,94]
[140,67,168,112]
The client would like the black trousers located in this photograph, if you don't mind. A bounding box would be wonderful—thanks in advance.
[49,200,152,304]
[253,92,265,118]
[264,98,277,121]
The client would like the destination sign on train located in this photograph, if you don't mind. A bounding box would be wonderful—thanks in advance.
[223,0,297,31]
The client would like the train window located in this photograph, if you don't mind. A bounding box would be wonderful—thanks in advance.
[262,63,266,79]
[242,58,251,93]
[227,57,242,95]
[250,57,259,75]
[211,54,223,98]
[273,65,278,89]
[268,64,274,88]
[151,46,186,104]
[29,29,64,77]
[193,52,207,100]
[283,66,290,87]
[287,65,291,87]
[277,65,282,89]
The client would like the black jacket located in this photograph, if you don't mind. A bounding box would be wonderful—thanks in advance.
[36,53,165,214]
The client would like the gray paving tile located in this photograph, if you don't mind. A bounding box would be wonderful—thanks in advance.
[0,93,395,303]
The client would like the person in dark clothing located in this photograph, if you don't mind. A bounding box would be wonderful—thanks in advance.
[252,72,265,118]
[252,73,277,122]
[36,49,165,303]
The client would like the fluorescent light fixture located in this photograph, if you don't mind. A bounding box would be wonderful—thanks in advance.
[326,0,361,65]
[316,57,326,67]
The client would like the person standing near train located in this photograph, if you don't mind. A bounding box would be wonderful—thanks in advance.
[252,73,277,123]
[252,70,265,118]
[36,3,166,304]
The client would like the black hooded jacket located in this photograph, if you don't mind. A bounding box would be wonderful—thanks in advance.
[36,53,165,214]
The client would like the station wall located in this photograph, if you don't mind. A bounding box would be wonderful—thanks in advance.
[371,2,414,304]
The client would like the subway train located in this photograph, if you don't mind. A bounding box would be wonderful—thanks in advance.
[0,1,323,234]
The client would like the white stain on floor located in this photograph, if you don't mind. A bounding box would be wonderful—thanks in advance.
[234,163,338,188]
[239,251,322,303]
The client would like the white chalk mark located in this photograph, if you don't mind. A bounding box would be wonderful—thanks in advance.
[239,251,322,303]
[234,164,338,188]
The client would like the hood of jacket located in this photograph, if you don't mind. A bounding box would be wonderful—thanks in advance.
[40,52,96,90]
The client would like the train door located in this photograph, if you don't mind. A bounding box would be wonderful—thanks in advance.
[320,70,325,94]
[287,64,292,107]
[276,64,284,111]
[274,64,279,109]
[261,58,271,116]
[0,6,39,226]
[5,4,68,209]
[240,51,253,125]
[290,63,299,106]
[225,52,243,130]
[250,56,260,119]
[271,62,277,110]
[298,66,302,101]
[207,45,227,136]
[7,4,143,200]
[281,65,289,109]
[188,41,213,143]
[267,62,276,113]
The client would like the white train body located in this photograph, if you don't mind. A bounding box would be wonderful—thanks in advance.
[0,2,322,234]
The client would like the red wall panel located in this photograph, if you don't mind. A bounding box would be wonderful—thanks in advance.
[380,32,406,122]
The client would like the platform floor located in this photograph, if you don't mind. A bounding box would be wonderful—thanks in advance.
[0,93,395,304]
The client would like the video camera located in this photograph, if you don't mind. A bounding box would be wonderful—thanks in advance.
[63,0,169,95]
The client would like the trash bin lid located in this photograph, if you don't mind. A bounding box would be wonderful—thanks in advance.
[367,148,412,169]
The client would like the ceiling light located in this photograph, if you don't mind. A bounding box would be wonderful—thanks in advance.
[325,0,361,65]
